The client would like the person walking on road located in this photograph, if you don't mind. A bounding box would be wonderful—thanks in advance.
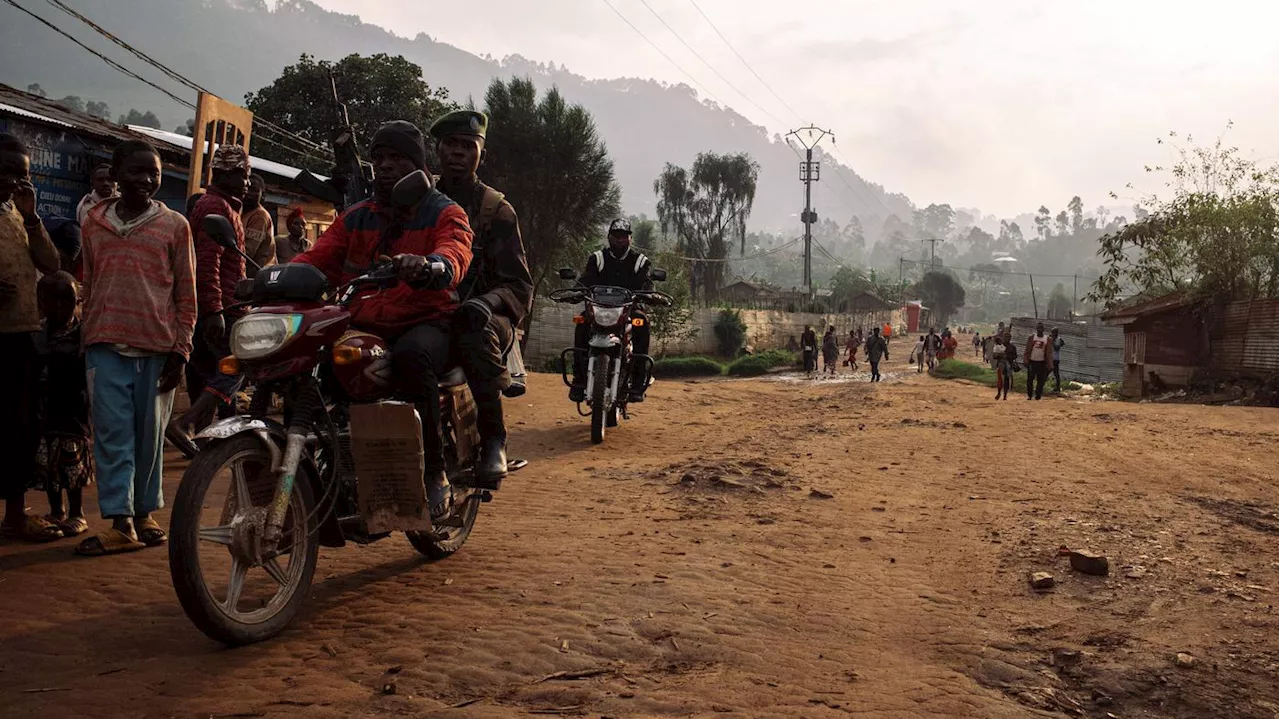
[821,325,838,375]
[912,335,925,373]
[865,326,889,382]
[800,325,817,375]
[1050,328,1065,393]
[844,328,859,371]
[991,335,1013,400]
[973,331,981,357]
[1024,322,1052,400]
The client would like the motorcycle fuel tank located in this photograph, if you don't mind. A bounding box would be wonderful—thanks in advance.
[332,330,396,401]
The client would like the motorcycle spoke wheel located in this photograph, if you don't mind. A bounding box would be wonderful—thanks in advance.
[170,435,319,646]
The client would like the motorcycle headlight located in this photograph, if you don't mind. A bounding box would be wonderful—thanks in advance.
[592,306,623,327]
[231,314,303,360]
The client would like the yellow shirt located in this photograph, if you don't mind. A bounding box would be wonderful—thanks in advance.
[0,203,60,333]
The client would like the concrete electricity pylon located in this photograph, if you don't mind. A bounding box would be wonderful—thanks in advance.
[785,125,834,299]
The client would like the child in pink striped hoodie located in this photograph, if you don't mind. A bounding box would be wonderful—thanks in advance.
[76,139,196,556]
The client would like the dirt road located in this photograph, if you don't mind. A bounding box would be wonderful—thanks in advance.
[1,365,1276,718]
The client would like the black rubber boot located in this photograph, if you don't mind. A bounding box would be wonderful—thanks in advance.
[473,392,508,488]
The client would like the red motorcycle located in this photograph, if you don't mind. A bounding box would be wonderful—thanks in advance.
[168,207,519,646]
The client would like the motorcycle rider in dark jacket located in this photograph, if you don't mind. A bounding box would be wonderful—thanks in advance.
[568,218,653,403]
[430,110,533,486]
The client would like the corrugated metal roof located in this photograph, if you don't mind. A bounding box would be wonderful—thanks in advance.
[0,101,73,128]
[1100,291,1191,322]
[128,125,325,182]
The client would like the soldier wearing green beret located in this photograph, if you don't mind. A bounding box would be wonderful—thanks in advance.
[430,110,532,487]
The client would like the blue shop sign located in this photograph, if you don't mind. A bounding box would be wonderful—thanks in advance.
[0,117,92,220]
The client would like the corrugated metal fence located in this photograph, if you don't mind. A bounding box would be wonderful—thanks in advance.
[1209,300,1279,376]
[1008,317,1124,384]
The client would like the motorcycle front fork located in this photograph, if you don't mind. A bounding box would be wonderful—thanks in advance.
[584,354,624,407]
[263,380,322,544]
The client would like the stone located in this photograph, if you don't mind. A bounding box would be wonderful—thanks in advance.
[1030,572,1056,590]
[809,488,834,499]
[1069,550,1110,576]
[1175,652,1196,668]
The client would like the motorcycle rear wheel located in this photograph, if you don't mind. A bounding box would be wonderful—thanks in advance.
[406,493,480,560]
[169,434,318,646]
[590,358,608,444]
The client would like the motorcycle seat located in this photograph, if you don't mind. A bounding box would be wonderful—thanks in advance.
[439,366,468,388]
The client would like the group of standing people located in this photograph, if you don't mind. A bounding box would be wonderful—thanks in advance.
[0,108,535,550]
[987,321,1065,400]
[797,324,888,382]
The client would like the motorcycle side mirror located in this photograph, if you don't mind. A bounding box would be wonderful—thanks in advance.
[391,170,433,208]
[558,268,577,281]
[233,277,255,302]
[650,268,668,282]
[201,215,237,250]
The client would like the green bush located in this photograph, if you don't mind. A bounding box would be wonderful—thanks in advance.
[652,356,724,378]
[725,349,797,377]
[713,308,747,357]
[932,359,1028,392]
[540,355,566,374]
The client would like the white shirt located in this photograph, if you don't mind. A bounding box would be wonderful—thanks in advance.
[1028,333,1050,362]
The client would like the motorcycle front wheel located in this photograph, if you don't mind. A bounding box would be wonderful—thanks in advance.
[169,434,319,646]
[590,357,608,444]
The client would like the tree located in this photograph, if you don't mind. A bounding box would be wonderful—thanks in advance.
[1095,205,1110,228]
[479,78,620,302]
[912,203,955,239]
[653,152,759,300]
[1068,195,1085,234]
[869,230,912,273]
[913,271,966,327]
[26,83,45,98]
[55,96,84,113]
[174,118,195,136]
[118,109,161,129]
[829,265,872,304]
[998,220,1024,247]
[246,53,455,172]
[648,248,697,356]
[85,100,110,119]
[1033,206,1051,241]
[1054,210,1070,237]
[968,262,1003,282]
[1088,127,1279,307]
[1047,283,1072,319]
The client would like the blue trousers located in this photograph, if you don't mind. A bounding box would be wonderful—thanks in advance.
[86,346,174,518]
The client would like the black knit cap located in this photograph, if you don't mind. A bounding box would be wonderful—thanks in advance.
[370,120,427,170]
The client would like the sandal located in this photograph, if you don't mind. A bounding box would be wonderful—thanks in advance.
[1,514,65,542]
[75,528,145,556]
[59,515,89,538]
[135,517,168,547]
[426,476,454,522]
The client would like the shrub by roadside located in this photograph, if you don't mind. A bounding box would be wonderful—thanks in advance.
[652,356,724,378]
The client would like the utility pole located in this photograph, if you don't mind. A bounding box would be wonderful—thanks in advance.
[786,125,834,300]
[923,238,943,266]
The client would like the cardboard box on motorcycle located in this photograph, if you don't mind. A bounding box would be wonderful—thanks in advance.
[348,401,432,534]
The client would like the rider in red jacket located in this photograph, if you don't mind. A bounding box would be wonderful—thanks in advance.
[293,120,473,519]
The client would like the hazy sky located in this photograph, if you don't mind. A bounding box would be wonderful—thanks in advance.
[310,0,1277,216]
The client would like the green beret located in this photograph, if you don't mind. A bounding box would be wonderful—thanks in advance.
[429,110,488,140]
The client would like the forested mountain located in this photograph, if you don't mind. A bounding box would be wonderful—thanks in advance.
[0,0,914,234]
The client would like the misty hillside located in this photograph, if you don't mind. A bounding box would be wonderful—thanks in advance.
[0,0,914,235]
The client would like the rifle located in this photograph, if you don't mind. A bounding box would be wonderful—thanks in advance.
[293,70,371,210]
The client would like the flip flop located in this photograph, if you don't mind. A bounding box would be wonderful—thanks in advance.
[75,528,145,556]
[427,478,454,522]
[59,516,89,538]
[1,515,64,543]
[135,517,168,547]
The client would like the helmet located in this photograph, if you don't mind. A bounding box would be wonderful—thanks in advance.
[608,218,632,235]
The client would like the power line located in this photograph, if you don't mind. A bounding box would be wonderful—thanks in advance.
[42,0,332,161]
[3,0,195,110]
[899,256,1089,281]
[635,0,788,128]
[685,0,804,124]
[598,0,723,106]
[635,236,803,263]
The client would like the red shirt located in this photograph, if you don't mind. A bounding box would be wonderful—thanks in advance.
[189,187,245,315]
[293,191,473,336]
